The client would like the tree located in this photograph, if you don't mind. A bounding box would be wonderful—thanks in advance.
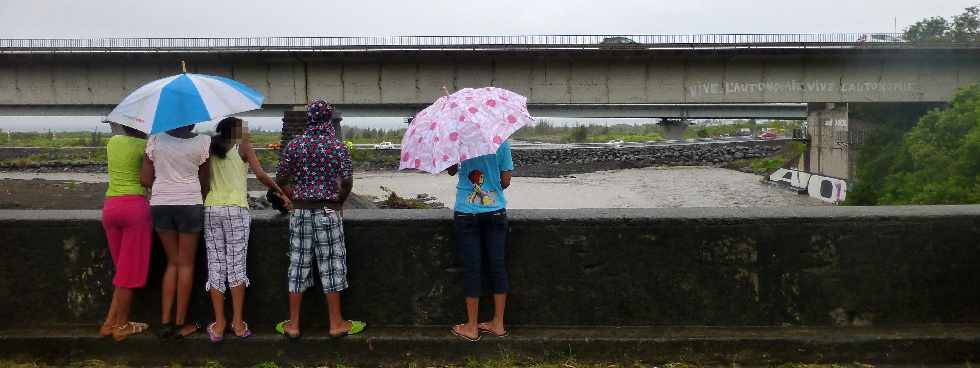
[855,85,980,205]
[950,5,980,42]
[905,17,951,42]
[904,4,980,42]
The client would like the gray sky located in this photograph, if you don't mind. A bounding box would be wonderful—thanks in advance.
[1,0,977,37]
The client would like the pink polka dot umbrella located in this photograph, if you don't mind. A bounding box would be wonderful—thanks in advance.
[398,87,533,174]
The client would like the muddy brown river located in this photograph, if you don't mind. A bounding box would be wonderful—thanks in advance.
[0,166,825,209]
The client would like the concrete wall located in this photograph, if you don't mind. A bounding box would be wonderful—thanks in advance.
[1,206,978,329]
[2,50,979,107]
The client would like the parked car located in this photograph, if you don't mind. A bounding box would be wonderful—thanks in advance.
[758,132,779,140]
[374,141,395,149]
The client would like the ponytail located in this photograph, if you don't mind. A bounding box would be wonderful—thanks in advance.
[210,117,241,159]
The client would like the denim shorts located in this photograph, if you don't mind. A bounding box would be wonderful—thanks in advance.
[151,205,204,233]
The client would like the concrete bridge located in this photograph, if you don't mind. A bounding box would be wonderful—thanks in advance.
[2,34,979,179]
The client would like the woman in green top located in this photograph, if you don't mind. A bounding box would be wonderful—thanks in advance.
[203,117,289,342]
[100,122,152,341]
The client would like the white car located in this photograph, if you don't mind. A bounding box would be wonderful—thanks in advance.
[857,33,905,43]
[606,139,625,147]
[373,141,394,150]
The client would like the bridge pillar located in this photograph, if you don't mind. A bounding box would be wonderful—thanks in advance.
[805,103,854,180]
[657,119,690,140]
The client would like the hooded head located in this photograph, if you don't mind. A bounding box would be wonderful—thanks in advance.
[306,99,335,126]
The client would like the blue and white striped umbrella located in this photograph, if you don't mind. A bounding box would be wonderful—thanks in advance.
[107,73,264,134]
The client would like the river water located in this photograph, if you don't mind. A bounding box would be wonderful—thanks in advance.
[0,166,825,209]
[354,166,825,209]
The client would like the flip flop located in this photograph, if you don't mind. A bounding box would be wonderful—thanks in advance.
[478,323,509,338]
[275,320,301,339]
[234,321,253,339]
[451,324,481,342]
[206,322,224,343]
[99,323,116,337]
[329,320,367,338]
[156,323,175,340]
[112,321,149,342]
[174,323,201,340]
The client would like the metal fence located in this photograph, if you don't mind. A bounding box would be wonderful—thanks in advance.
[0,33,926,52]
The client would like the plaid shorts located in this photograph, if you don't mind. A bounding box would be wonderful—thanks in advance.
[287,209,349,293]
[204,206,251,293]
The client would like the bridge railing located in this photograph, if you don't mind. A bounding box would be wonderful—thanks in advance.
[0,33,933,52]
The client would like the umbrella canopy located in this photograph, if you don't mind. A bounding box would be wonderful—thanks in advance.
[107,73,264,134]
[398,87,533,174]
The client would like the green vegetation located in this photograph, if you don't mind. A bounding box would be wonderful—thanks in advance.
[847,86,980,205]
[513,119,801,143]
[513,120,665,143]
[246,131,282,147]
[729,141,807,175]
[349,148,400,165]
[0,152,107,169]
[905,3,980,42]
[341,127,406,144]
[0,130,108,147]
[684,120,801,139]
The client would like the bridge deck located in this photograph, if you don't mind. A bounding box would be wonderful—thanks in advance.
[3,33,979,53]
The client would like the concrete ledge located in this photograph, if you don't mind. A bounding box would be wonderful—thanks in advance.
[1,206,979,329]
[1,325,978,366]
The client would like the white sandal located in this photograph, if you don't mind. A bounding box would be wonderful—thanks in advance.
[112,321,149,342]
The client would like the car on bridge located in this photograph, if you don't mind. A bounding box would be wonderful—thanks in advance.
[605,139,625,147]
[374,141,395,150]
[857,33,905,43]
[600,36,637,45]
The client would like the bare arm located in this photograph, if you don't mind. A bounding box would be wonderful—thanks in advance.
[241,140,284,193]
[337,177,353,204]
[241,141,292,208]
[198,158,211,201]
[500,171,512,189]
[140,154,154,188]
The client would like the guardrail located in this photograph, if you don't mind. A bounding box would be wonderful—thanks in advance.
[0,33,942,53]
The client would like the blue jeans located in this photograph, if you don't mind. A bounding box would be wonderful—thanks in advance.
[454,209,509,297]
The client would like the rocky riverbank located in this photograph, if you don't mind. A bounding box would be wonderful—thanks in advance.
[511,141,784,177]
